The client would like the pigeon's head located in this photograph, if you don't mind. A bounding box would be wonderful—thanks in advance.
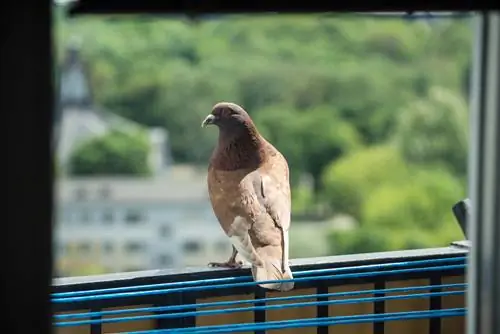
[201,102,254,132]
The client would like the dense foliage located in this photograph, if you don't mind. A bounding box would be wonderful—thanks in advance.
[56,12,471,255]
[69,130,151,176]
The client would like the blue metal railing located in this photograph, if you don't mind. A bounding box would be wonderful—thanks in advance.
[52,249,468,333]
[55,282,466,322]
[56,285,466,327]
[53,256,465,303]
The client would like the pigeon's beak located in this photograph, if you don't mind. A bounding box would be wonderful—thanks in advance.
[201,114,216,128]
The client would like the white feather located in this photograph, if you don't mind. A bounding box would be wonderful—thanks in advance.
[283,228,290,271]
[228,216,258,264]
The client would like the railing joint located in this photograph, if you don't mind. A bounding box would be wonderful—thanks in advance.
[317,282,329,334]
[374,280,386,334]
[429,275,443,334]
[254,287,267,334]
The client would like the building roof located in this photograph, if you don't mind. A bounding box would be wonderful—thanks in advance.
[56,165,208,203]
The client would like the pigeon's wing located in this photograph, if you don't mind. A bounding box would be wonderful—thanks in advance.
[259,149,292,232]
[247,147,294,291]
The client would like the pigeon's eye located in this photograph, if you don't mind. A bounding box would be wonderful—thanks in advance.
[231,114,243,121]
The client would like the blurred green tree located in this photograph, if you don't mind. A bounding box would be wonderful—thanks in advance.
[395,86,469,178]
[256,105,362,192]
[321,145,408,220]
[326,165,465,255]
[329,226,391,254]
[329,222,463,255]
[69,130,151,176]
[361,167,465,230]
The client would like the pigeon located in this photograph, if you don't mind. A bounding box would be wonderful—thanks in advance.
[201,102,294,292]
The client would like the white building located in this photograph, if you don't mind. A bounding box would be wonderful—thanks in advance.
[53,165,233,276]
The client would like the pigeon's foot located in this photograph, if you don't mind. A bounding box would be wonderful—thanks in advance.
[208,260,243,269]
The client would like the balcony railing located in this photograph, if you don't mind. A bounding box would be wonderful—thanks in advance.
[52,241,468,334]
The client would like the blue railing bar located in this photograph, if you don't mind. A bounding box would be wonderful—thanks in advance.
[294,256,465,277]
[174,309,467,334]
[54,290,464,327]
[54,283,466,321]
[52,256,466,298]
[52,263,465,303]
[126,308,466,334]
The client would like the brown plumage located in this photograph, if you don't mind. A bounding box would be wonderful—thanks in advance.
[201,102,294,292]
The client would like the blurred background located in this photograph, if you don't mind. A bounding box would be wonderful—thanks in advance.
[51,8,471,277]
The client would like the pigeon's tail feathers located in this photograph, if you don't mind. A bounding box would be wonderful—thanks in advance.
[251,255,294,292]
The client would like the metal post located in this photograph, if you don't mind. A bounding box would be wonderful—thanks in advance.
[467,11,500,334]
